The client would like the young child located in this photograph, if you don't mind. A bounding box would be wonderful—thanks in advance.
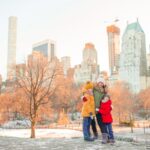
[98,94,115,144]
[81,81,96,141]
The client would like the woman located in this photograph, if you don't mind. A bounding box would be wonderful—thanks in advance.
[93,77,108,143]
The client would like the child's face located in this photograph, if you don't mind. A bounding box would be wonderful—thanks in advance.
[87,89,93,95]
[104,96,109,101]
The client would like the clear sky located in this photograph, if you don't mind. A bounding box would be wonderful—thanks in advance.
[0,0,150,80]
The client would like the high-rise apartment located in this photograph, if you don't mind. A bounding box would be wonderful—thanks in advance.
[32,39,56,62]
[74,43,99,84]
[7,16,17,80]
[61,56,71,75]
[107,25,120,75]
[119,20,147,93]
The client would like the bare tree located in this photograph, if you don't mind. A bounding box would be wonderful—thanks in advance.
[51,76,81,120]
[109,81,135,128]
[16,53,63,138]
[138,88,150,119]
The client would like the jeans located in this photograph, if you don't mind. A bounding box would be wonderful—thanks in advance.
[96,113,107,133]
[91,117,98,136]
[83,117,92,139]
[105,123,114,140]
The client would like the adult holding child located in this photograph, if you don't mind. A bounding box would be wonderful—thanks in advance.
[93,77,108,143]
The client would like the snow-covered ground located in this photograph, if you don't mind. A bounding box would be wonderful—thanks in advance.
[0,136,146,150]
[1,120,31,129]
[0,128,82,138]
[1,125,149,142]
[0,122,150,149]
[114,126,150,142]
[0,128,149,149]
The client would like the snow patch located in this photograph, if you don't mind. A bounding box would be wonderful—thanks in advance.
[0,129,82,138]
[1,120,31,129]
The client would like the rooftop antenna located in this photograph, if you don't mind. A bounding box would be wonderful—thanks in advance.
[104,18,119,25]
[114,18,119,22]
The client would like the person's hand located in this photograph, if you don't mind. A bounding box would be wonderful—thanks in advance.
[90,115,93,120]
[89,112,93,119]
[81,96,87,102]
[111,105,113,109]
[95,108,99,112]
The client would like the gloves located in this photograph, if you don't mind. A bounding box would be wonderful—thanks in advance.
[89,112,93,119]
[81,96,88,102]
[96,108,99,112]
[111,105,113,109]
[90,116,93,120]
[89,112,93,116]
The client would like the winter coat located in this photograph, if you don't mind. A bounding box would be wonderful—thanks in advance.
[99,100,113,123]
[93,85,107,110]
[81,94,95,117]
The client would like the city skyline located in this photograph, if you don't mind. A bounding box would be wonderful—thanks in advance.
[1,0,150,80]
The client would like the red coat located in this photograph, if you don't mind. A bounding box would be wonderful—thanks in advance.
[99,100,113,123]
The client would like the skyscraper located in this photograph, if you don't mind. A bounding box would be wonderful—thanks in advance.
[147,46,150,77]
[119,20,147,93]
[61,56,71,76]
[32,39,56,62]
[74,43,99,84]
[107,25,120,75]
[7,16,17,80]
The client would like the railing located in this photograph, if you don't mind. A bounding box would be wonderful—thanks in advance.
[48,122,82,131]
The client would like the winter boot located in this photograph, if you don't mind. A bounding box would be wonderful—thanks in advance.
[109,139,115,144]
[101,133,108,144]
[84,137,95,142]
[93,132,98,140]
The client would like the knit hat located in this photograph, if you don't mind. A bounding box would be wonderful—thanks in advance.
[82,81,93,93]
[96,77,105,85]
[84,81,93,90]
[102,94,110,99]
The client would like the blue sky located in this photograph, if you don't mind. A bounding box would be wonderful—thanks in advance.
[0,0,150,80]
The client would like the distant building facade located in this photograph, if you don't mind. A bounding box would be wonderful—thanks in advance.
[16,64,26,77]
[7,16,17,80]
[107,25,120,75]
[147,49,150,76]
[61,56,71,76]
[27,51,45,66]
[32,39,56,61]
[119,20,147,93]
[0,74,2,93]
[74,43,99,84]
[146,51,150,87]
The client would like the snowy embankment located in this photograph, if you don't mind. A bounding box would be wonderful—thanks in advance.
[114,126,150,143]
[0,120,82,138]
[0,120,150,143]
[0,128,82,138]
[0,127,149,149]
[0,127,150,143]
[0,120,150,149]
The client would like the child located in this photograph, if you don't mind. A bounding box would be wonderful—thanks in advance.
[81,81,96,141]
[98,94,115,144]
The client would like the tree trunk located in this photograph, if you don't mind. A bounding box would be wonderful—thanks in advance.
[31,118,36,138]
[129,114,133,133]
[118,112,121,124]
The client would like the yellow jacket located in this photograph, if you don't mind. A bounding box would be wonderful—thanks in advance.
[81,94,95,117]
